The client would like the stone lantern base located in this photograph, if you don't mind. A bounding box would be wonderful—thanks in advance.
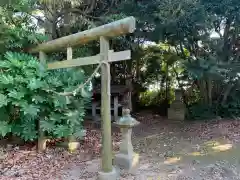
[168,106,185,121]
[98,167,120,180]
[114,152,139,172]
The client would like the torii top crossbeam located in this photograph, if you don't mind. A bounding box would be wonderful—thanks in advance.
[30,17,136,53]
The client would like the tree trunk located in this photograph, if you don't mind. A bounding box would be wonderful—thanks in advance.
[165,63,169,101]
[207,78,212,105]
[221,83,234,105]
[63,2,71,36]
[222,16,233,62]
[198,79,208,104]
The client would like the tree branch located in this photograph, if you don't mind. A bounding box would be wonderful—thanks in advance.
[83,0,96,14]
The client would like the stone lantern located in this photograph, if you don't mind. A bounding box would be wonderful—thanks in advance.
[114,108,140,172]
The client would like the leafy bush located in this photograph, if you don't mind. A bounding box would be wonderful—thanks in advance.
[186,103,217,120]
[0,52,90,141]
[216,91,240,118]
[139,89,174,107]
[186,90,240,120]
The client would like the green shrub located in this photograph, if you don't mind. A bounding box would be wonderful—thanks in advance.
[216,92,240,118]
[139,89,174,107]
[0,52,90,141]
[186,93,240,120]
[186,103,217,120]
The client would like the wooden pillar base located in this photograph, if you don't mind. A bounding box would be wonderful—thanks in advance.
[37,136,47,152]
[68,136,80,153]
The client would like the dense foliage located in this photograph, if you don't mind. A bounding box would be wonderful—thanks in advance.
[0,0,92,143]
[114,0,240,120]
[0,52,90,141]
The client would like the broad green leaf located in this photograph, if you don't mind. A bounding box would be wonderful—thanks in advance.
[0,61,11,68]
[0,93,8,107]
[65,110,81,125]
[18,115,37,141]
[0,74,14,84]
[49,112,63,122]
[0,107,9,121]
[65,110,79,118]
[53,95,67,108]
[4,52,24,68]
[0,121,11,137]
[11,124,22,136]
[14,75,27,83]
[54,125,71,138]
[47,76,63,87]
[9,58,23,68]
[23,69,35,77]
[28,78,44,90]
[26,59,39,68]
[73,128,86,139]
[35,63,47,77]
[32,95,46,103]
[8,90,25,100]
[12,100,28,107]
[40,120,55,133]
[20,126,37,141]
[21,104,40,117]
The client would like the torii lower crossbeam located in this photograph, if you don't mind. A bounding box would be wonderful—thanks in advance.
[47,50,130,70]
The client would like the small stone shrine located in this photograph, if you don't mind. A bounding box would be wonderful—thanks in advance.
[114,108,140,173]
[168,89,185,121]
[86,85,130,123]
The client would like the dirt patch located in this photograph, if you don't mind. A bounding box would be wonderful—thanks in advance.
[62,115,240,179]
[2,113,240,179]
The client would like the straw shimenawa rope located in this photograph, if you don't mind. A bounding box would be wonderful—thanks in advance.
[46,61,109,96]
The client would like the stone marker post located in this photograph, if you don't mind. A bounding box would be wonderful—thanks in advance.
[168,89,185,121]
[114,108,140,173]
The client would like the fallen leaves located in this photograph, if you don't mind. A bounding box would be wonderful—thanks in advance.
[0,123,121,180]
[164,157,181,164]
[1,113,240,179]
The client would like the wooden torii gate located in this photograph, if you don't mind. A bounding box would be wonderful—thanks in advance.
[30,17,136,178]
